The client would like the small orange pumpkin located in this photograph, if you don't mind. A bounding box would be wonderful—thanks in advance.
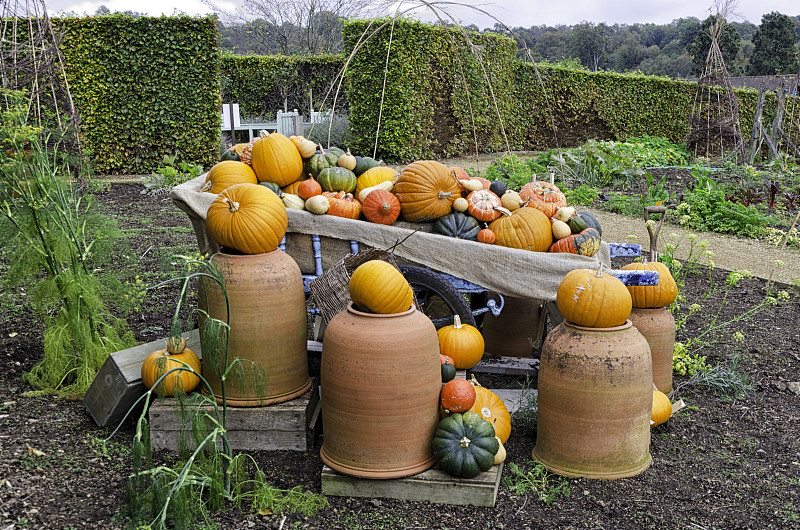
[651,389,672,427]
[140,337,202,396]
[519,181,567,218]
[477,227,496,244]
[323,191,362,220]
[440,379,477,413]
[437,314,485,369]
[297,177,322,200]
[361,189,401,225]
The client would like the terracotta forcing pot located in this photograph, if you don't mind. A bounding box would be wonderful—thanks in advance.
[198,250,311,406]
[533,320,653,479]
[481,295,543,357]
[320,303,441,479]
[628,307,676,393]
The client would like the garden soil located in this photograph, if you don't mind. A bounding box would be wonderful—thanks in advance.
[1,180,799,529]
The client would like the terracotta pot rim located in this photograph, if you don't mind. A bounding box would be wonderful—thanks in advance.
[564,320,632,332]
[630,306,670,312]
[345,302,416,318]
[214,248,283,259]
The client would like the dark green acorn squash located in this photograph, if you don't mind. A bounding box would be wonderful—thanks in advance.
[566,214,587,234]
[441,361,457,383]
[432,411,499,478]
[489,180,507,198]
[220,148,240,161]
[317,166,357,193]
[576,211,602,237]
[306,150,339,178]
[260,181,282,195]
[433,212,481,241]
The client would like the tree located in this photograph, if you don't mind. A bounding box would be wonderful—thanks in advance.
[747,12,800,75]
[568,22,609,71]
[204,0,379,55]
[687,15,742,75]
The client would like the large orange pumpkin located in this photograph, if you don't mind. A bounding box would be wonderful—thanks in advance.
[488,207,553,252]
[251,132,304,187]
[393,160,460,222]
[206,183,288,255]
[201,160,258,194]
[621,260,678,308]
[556,265,632,328]
[469,376,511,444]
[519,181,567,218]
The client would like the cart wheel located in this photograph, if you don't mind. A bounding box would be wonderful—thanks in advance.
[399,265,477,329]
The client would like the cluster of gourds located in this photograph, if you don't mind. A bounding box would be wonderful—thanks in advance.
[554,262,679,427]
[206,137,604,257]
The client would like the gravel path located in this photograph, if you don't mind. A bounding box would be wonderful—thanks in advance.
[587,208,800,286]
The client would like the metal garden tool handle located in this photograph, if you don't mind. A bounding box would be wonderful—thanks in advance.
[643,206,667,262]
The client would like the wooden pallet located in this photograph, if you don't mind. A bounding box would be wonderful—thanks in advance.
[148,384,320,452]
[321,463,503,507]
[83,329,202,428]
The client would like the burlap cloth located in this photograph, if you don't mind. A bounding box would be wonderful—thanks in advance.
[170,175,610,302]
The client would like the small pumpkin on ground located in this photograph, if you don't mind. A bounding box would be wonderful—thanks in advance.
[440,378,476,413]
[349,260,413,314]
[361,189,401,225]
[493,437,507,465]
[651,389,672,427]
[432,411,499,478]
[437,315,485,369]
[206,183,288,255]
[140,336,202,396]
[556,264,632,328]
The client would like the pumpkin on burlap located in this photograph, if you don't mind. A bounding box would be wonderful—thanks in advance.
[488,207,552,252]
[251,133,304,187]
[393,160,460,222]
[206,183,287,255]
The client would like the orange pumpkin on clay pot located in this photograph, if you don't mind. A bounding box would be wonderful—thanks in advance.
[519,181,567,218]
[556,264,632,328]
[621,260,679,308]
[361,189,401,225]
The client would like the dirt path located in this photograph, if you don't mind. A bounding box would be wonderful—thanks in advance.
[587,208,800,286]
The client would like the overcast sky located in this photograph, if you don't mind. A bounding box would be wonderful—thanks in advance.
[42,0,799,28]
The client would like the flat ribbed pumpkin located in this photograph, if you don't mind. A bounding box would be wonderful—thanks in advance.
[361,189,400,225]
[519,181,567,218]
[469,376,511,444]
[621,260,678,308]
[206,183,288,255]
[393,160,460,222]
[201,160,258,194]
[488,207,552,252]
[349,260,413,314]
[556,265,632,328]
[251,132,304,187]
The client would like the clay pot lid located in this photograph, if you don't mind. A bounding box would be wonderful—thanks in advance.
[564,320,633,332]
[346,302,416,318]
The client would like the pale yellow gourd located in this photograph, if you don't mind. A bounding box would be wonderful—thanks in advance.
[357,179,395,203]
[551,219,572,239]
[304,194,330,214]
[452,197,469,213]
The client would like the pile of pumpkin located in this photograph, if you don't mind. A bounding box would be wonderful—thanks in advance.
[205,132,603,257]
[349,259,510,479]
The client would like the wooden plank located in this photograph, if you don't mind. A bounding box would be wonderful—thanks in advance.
[321,463,503,507]
[148,385,319,452]
[83,329,201,428]
[472,356,538,377]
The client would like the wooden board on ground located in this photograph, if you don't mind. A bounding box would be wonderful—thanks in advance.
[472,356,539,376]
[148,384,320,452]
[83,329,201,428]
[321,463,503,507]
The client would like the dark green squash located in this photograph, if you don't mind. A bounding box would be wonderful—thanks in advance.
[576,211,602,237]
[317,166,357,193]
[432,411,499,478]
[433,212,481,241]
[441,361,457,383]
[306,149,339,178]
[488,180,507,198]
[259,181,282,195]
[325,146,345,158]
[220,148,240,161]
[566,214,587,234]
[549,227,601,256]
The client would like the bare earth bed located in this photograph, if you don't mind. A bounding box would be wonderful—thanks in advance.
[1,181,800,529]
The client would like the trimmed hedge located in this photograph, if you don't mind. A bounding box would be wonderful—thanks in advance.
[55,15,220,174]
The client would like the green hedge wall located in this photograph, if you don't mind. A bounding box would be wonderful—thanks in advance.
[342,18,799,162]
[56,15,220,174]
[220,54,346,121]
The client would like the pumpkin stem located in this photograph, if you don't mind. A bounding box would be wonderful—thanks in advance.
[493,206,512,217]
[200,180,212,192]
[453,314,462,329]
[437,191,453,200]
[459,436,471,448]
[595,263,604,278]
[224,198,240,213]
[382,202,391,210]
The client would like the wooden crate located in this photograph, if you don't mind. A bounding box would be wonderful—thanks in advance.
[83,329,202,428]
[321,463,503,507]
[148,384,320,452]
